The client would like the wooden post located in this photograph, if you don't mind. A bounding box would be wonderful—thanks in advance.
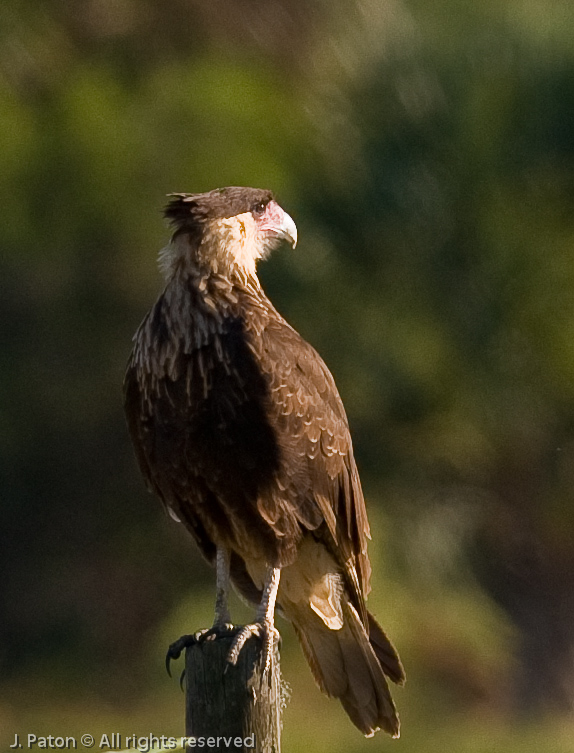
[184,633,283,753]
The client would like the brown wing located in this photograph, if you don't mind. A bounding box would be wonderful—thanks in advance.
[248,309,372,617]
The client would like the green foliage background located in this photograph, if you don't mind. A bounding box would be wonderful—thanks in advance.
[1,0,574,750]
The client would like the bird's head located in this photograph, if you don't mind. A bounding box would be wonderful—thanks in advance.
[159,187,297,281]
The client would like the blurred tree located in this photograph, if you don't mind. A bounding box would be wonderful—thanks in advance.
[292,3,574,714]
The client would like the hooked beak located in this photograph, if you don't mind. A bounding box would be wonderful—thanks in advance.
[257,201,297,248]
[277,210,298,248]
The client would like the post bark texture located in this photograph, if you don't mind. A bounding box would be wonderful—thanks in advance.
[185,634,282,753]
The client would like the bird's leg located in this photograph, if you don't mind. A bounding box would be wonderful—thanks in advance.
[213,546,232,627]
[227,566,281,671]
[166,546,234,677]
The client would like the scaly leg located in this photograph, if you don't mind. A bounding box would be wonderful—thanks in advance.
[213,546,232,627]
[227,566,281,671]
[166,546,234,676]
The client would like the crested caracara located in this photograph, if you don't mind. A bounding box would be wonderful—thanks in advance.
[124,186,404,737]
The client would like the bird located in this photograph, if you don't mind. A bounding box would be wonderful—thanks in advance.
[123,186,405,737]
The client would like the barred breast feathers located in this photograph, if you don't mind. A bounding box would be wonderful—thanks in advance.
[130,233,277,395]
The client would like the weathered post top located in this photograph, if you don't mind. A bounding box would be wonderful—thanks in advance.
[184,634,283,753]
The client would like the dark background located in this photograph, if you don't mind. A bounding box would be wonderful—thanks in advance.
[1,1,574,750]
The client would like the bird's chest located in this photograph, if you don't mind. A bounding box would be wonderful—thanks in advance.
[146,330,279,480]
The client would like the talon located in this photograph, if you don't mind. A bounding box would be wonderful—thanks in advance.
[227,623,279,670]
[207,622,237,640]
[227,623,262,666]
[166,625,238,677]
[166,634,196,677]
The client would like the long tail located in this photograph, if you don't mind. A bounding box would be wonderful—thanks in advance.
[290,600,405,737]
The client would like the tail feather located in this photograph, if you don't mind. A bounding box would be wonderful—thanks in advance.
[291,599,401,738]
[367,611,406,686]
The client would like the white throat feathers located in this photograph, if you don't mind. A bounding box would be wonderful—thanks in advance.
[158,212,272,282]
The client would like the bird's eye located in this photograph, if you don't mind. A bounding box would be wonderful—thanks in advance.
[252,201,267,216]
